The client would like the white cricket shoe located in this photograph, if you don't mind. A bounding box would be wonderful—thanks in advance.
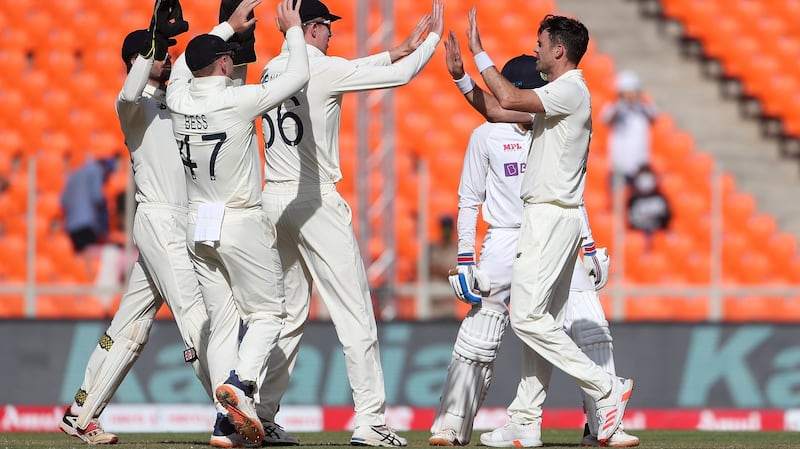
[216,376,264,445]
[429,428,462,446]
[595,377,634,445]
[479,421,542,447]
[350,425,408,447]
[261,419,300,446]
[59,409,119,445]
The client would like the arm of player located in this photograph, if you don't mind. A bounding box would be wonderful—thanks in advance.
[456,125,490,255]
[348,15,430,67]
[444,30,532,124]
[119,56,154,105]
[449,126,492,304]
[465,8,544,116]
[327,0,442,93]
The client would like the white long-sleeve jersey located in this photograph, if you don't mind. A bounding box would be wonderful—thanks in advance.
[456,122,530,254]
[260,32,440,185]
[116,56,187,206]
[457,121,594,291]
[166,25,310,208]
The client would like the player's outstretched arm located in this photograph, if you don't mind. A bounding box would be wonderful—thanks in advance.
[388,14,431,62]
[467,7,541,115]
[445,30,528,124]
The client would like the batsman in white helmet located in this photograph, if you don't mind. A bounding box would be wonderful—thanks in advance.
[428,52,639,448]
[58,0,217,445]
[255,0,443,446]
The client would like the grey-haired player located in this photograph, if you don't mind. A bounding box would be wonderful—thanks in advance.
[58,0,214,445]
[166,0,309,445]
[255,0,442,446]
[429,54,638,448]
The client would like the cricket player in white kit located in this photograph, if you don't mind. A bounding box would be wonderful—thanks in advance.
[429,54,639,448]
[58,1,218,444]
[255,0,442,446]
[439,11,635,447]
[166,0,309,444]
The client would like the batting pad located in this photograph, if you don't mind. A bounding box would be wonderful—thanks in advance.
[433,307,509,444]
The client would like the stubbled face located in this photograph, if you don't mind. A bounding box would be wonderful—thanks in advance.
[534,30,557,75]
[152,54,172,84]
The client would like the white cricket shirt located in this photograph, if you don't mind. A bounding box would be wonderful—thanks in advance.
[116,57,187,206]
[522,69,591,207]
[260,33,440,185]
[456,121,530,254]
[167,26,309,208]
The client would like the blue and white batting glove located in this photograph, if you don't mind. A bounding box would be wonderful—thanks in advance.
[582,242,610,291]
[448,253,491,304]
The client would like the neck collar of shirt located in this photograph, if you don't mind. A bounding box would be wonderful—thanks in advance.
[190,75,234,90]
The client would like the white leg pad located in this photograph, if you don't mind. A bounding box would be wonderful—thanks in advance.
[432,307,508,444]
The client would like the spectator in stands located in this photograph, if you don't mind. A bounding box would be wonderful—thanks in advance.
[428,214,459,316]
[627,165,671,243]
[601,70,658,186]
[60,157,116,273]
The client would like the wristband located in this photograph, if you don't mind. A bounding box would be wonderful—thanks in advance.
[457,252,475,266]
[453,73,476,95]
[582,241,596,256]
[473,51,495,73]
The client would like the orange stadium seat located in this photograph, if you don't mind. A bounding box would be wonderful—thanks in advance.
[0,286,25,318]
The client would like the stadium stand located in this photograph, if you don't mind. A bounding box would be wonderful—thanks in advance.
[0,0,799,321]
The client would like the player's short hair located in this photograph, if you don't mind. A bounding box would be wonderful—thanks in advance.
[501,55,547,89]
[538,15,589,65]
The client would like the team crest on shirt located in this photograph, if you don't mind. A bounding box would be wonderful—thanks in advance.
[504,162,526,177]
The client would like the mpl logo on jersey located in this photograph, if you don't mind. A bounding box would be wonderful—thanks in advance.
[504,162,526,177]
[503,142,524,151]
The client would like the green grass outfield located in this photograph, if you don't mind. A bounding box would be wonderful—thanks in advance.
[1,430,797,449]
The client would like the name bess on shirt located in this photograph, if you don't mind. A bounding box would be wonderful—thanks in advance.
[183,114,208,130]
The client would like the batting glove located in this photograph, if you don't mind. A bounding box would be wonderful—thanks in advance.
[219,0,257,65]
[582,242,610,291]
[448,253,491,305]
[144,0,190,60]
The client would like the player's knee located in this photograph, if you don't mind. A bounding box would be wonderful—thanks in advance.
[571,319,612,348]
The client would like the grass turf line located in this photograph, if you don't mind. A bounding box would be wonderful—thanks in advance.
[1,430,797,449]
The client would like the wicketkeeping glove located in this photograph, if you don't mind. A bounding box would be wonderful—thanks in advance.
[219,0,257,65]
[143,0,190,61]
[582,242,610,290]
[448,253,491,305]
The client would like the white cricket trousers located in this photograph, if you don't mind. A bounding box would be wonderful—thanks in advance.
[507,203,613,423]
[258,183,387,428]
[187,205,285,386]
[76,203,214,423]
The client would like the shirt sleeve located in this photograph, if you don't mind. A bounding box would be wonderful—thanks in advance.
[456,123,491,255]
[350,51,392,67]
[325,32,440,94]
[535,77,583,118]
[235,26,309,120]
